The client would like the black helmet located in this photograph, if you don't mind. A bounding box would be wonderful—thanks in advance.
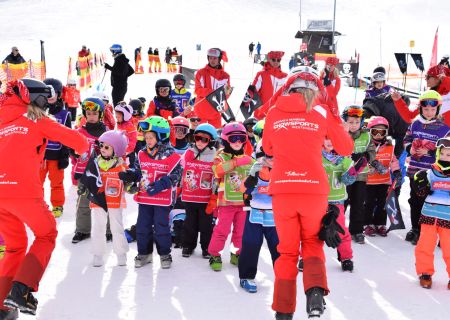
[129,98,144,116]
[20,78,53,109]
[155,79,172,96]
[243,117,258,130]
[43,78,63,98]
[173,73,186,85]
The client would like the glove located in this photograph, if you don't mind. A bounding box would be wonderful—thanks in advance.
[323,69,331,86]
[249,161,263,177]
[119,170,139,183]
[146,176,172,196]
[351,152,364,162]
[244,175,258,191]
[233,156,252,167]
[411,170,430,197]
[104,63,111,70]
[57,157,69,170]
[243,193,252,206]
[392,170,402,187]
[318,204,345,248]
[125,182,139,194]
[205,194,218,215]
[371,160,388,174]
[77,183,88,196]
[347,157,368,176]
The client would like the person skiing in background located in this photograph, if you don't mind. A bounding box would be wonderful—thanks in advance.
[248,42,255,57]
[145,79,179,120]
[256,42,261,56]
[194,48,231,128]
[2,46,26,65]
[0,79,88,318]
[262,69,353,319]
[62,78,81,121]
[252,51,287,105]
[104,44,134,106]
[411,137,450,290]
[40,78,72,218]
[320,56,341,112]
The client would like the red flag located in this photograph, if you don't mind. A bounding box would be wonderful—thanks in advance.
[430,27,439,68]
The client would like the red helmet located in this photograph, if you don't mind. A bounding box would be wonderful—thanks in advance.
[326,57,340,66]
[268,51,285,60]
[426,65,446,78]
[367,116,389,129]
[172,116,189,128]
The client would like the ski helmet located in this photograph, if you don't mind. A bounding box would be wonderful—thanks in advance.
[194,123,218,141]
[207,48,222,60]
[221,122,247,143]
[267,51,285,60]
[138,97,146,104]
[20,78,54,109]
[129,98,144,116]
[253,119,265,138]
[81,97,105,118]
[98,130,129,158]
[367,116,389,129]
[114,102,133,122]
[287,66,321,92]
[92,91,110,103]
[67,78,77,86]
[173,74,186,86]
[373,66,386,74]
[43,78,63,98]
[418,90,442,118]
[325,56,339,66]
[243,117,258,132]
[435,137,450,171]
[342,105,364,126]
[289,65,319,78]
[426,65,446,78]
[110,44,122,54]
[371,72,386,83]
[172,116,190,128]
[155,79,172,96]
[138,116,171,143]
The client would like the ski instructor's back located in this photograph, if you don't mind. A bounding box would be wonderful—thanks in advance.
[104,44,134,106]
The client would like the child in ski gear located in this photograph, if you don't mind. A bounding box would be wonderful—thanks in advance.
[0,79,88,316]
[180,123,217,258]
[208,122,255,271]
[82,130,130,267]
[243,117,258,155]
[171,73,194,117]
[403,90,450,244]
[412,138,450,289]
[364,116,401,237]
[119,116,182,269]
[365,71,391,98]
[130,98,147,161]
[239,140,279,293]
[320,56,341,112]
[72,97,110,244]
[194,48,231,128]
[39,78,72,218]
[145,79,179,120]
[77,91,116,130]
[342,105,376,244]
[172,116,190,154]
[62,78,81,121]
[262,69,353,319]
[115,101,137,164]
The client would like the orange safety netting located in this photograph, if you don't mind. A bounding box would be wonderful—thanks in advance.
[0,61,46,92]
[69,53,106,91]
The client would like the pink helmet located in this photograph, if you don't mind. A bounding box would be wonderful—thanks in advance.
[367,116,389,129]
[221,122,246,142]
[98,130,129,157]
[172,116,189,128]
[114,103,133,122]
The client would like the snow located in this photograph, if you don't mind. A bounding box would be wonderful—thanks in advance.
[1,0,450,319]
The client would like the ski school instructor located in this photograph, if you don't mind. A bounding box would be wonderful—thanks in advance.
[263,66,354,319]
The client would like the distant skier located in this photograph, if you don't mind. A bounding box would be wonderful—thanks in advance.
[256,42,261,56]
[104,44,134,106]
[248,42,255,57]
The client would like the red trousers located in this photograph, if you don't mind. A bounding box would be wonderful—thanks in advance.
[39,160,65,207]
[272,193,329,314]
[415,223,450,277]
[0,198,57,309]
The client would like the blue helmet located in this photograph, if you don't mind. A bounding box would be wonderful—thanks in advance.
[194,123,218,140]
[81,97,105,118]
[110,44,122,54]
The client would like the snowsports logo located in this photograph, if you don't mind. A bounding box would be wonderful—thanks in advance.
[273,118,319,131]
[0,125,29,137]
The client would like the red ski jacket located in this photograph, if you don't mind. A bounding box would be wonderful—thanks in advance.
[252,63,287,105]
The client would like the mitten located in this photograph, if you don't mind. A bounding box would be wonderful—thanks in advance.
[146,176,172,196]
[411,170,430,197]
[318,204,345,248]
[205,194,218,215]
[119,170,140,183]
[233,156,252,167]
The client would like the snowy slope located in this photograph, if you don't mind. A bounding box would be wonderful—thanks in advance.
[1,0,450,319]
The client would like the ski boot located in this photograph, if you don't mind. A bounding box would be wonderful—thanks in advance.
[419,274,432,289]
[376,225,388,237]
[405,228,419,243]
[230,253,239,266]
[306,287,325,318]
[92,255,103,267]
[298,258,304,272]
[106,234,113,242]
[117,254,127,266]
[275,312,294,320]
[0,245,5,260]
[134,254,152,268]
[3,281,38,315]
[240,279,257,293]
[202,249,211,259]
[0,308,18,320]
[72,232,90,244]
[160,254,173,269]
[351,233,365,244]
[52,206,63,218]
[341,259,354,272]
[363,225,376,237]
[182,248,193,258]
[209,255,222,271]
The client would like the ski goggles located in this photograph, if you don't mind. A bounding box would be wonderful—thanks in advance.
[419,99,440,107]
[436,138,450,149]
[271,58,281,62]
[82,100,102,111]
[175,126,189,135]
[158,87,170,93]
[137,121,152,132]
[189,117,201,122]
[174,80,185,86]
[370,128,388,136]
[346,108,364,117]
[194,134,211,143]
[228,134,247,143]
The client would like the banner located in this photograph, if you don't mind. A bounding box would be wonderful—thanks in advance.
[314,52,336,62]
[181,66,197,89]
[205,85,235,123]
[295,52,315,66]
[239,85,262,119]
[430,27,438,68]
[385,182,405,232]
[0,61,46,92]
[394,53,408,74]
[410,53,425,72]
[338,62,358,79]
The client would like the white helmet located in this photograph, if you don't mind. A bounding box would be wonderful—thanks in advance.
[92,91,110,102]
[371,72,386,83]
[289,65,319,78]
[114,103,133,122]
[67,78,77,86]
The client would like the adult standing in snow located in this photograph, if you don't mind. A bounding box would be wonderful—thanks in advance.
[104,44,134,106]
[0,79,88,318]
[248,42,255,57]
[263,69,353,320]
[251,50,287,105]
[320,56,341,113]
[2,47,26,65]
[256,42,261,56]
[194,48,231,128]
